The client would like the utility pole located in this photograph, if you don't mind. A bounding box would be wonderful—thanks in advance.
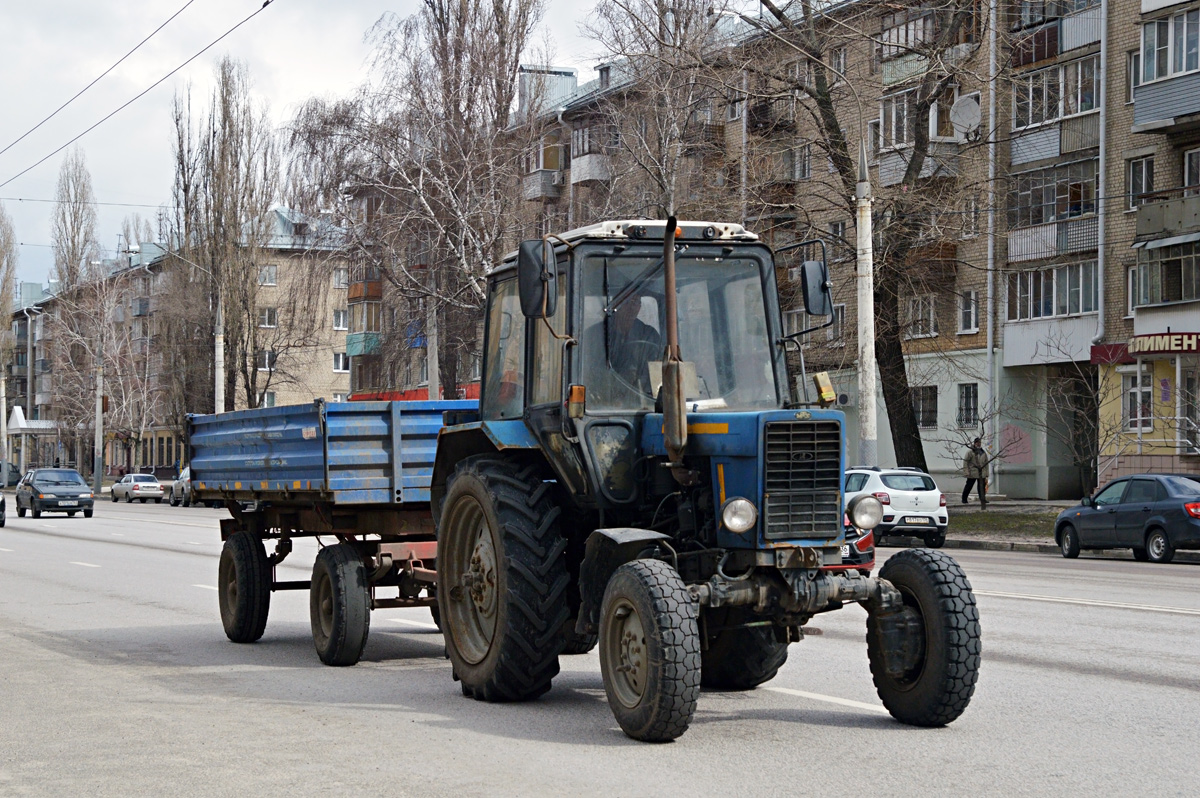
[214,290,224,413]
[21,306,38,473]
[855,140,877,466]
[93,356,103,494]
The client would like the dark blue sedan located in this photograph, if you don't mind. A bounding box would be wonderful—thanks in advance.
[1055,474,1200,563]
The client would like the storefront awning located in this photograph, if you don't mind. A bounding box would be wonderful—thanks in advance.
[1131,231,1200,250]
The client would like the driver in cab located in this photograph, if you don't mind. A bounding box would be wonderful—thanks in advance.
[587,291,662,406]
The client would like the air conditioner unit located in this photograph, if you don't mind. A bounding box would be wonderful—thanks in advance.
[551,171,566,186]
[836,392,855,408]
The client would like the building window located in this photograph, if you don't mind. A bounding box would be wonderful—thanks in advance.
[959,290,979,333]
[332,267,349,289]
[962,194,981,238]
[1062,55,1099,116]
[830,46,847,80]
[1142,11,1200,82]
[880,90,914,149]
[260,391,276,408]
[906,294,938,338]
[829,220,848,260]
[827,304,846,343]
[1124,372,1154,430]
[350,301,382,334]
[1137,241,1200,305]
[1185,148,1200,195]
[258,264,277,286]
[867,119,881,160]
[1007,261,1098,320]
[1128,157,1155,208]
[331,393,347,403]
[1127,50,1142,103]
[1008,160,1098,228]
[255,349,276,372]
[1127,267,1137,317]
[880,9,935,61]
[931,86,958,140]
[333,352,350,372]
[726,88,743,121]
[257,306,278,328]
[912,386,938,428]
[333,308,348,330]
[957,383,979,428]
[792,141,811,180]
[1012,67,1059,129]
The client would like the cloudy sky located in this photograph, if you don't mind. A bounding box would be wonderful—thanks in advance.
[0,0,609,287]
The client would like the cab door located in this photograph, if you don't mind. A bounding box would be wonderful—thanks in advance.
[1075,480,1128,547]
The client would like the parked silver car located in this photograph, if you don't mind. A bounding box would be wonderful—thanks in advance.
[111,473,164,503]
[169,467,193,506]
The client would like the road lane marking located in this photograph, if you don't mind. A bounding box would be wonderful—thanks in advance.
[69,561,100,568]
[765,686,889,714]
[975,589,1200,616]
[111,533,124,537]
[0,547,12,552]
[386,618,439,630]
[193,584,218,591]
[186,542,204,545]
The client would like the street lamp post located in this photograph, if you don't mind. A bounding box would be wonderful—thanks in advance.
[20,306,41,473]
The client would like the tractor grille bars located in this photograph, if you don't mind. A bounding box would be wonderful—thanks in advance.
[762,420,843,540]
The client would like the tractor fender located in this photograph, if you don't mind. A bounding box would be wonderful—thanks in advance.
[576,528,672,636]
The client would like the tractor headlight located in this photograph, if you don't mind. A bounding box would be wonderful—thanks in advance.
[721,498,758,534]
[847,494,884,530]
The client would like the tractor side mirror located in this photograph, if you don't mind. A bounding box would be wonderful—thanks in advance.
[800,259,833,318]
[517,239,557,319]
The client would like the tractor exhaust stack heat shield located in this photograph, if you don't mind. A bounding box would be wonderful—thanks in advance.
[661,216,687,467]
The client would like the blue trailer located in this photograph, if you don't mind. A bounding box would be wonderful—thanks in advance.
[189,398,476,665]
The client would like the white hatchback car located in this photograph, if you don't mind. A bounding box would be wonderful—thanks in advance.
[111,473,165,503]
[844,467,948,547]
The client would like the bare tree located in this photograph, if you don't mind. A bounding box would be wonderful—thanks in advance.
[51,147,100,290]
[289,0,545,397]
[0,202,17,460]
[167,57,293,410]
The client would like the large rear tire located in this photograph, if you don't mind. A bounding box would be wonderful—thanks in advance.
[700,607,788,690]
[438,456,569,702]
[218,531,271,643]
[867,549,980,727]
[310,543,371,666]
[599,559,700,742]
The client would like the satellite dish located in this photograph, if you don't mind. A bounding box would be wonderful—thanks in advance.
[949,95,981,142]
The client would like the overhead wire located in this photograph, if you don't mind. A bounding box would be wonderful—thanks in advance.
[0,0,279,193]
[0,0,198,161]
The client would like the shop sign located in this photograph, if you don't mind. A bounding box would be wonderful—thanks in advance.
[1127,333,1200,355]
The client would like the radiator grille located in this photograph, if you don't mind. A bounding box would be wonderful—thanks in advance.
[763,420,842,540]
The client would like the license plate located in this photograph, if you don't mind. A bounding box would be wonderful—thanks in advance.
[60,500,78,507]
[839,545,850,558]
[904,516,930,524]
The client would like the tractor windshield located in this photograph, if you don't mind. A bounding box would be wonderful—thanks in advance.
[580,250,779,412]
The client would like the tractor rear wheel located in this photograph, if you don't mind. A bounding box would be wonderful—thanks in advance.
[599,559,700,741]
[438,456,569,702]
[218,531,271,643]
[700,607,788,690]
[867,549,980,727]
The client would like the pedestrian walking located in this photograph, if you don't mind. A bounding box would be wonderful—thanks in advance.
[962,438,989,508]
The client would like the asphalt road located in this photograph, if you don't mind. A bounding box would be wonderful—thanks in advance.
[1,501,1197,797]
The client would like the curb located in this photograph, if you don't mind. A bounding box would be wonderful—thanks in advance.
[885,536,1200,563]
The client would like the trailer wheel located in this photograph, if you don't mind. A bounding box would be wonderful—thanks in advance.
[438,456,569,702]
[599,559,700,742]
[218,531,271,643]
[700,607,788,690]
[867,549,980,727]
[310,543,370,666]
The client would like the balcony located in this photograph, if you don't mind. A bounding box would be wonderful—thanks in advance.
[747,99,795,135]
[132,297,151,317]
[522,169,562,201]
[1133,71,1200,134]
[877,142,958,187]
[1007,215,1098,263]
[682,122,724,154]
[1134,187,1200,241]
[883,43,974,87]
[348,280,383,302]
[571,153,611,186]
[905,242,957,283]
[346,332,380,358]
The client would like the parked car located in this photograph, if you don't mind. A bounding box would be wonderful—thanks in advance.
[845,466,948,547]
[0,460,21,487]
[169,467,192,506]
[111,473,164,503]
[1055,474,1200,563]
[15,468,94,518]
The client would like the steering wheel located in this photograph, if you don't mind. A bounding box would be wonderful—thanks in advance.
[608,336,662,400]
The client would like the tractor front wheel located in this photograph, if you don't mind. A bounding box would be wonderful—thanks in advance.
[867,549,980,727]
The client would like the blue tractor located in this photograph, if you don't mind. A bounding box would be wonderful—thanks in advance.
[432,218,980,741]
